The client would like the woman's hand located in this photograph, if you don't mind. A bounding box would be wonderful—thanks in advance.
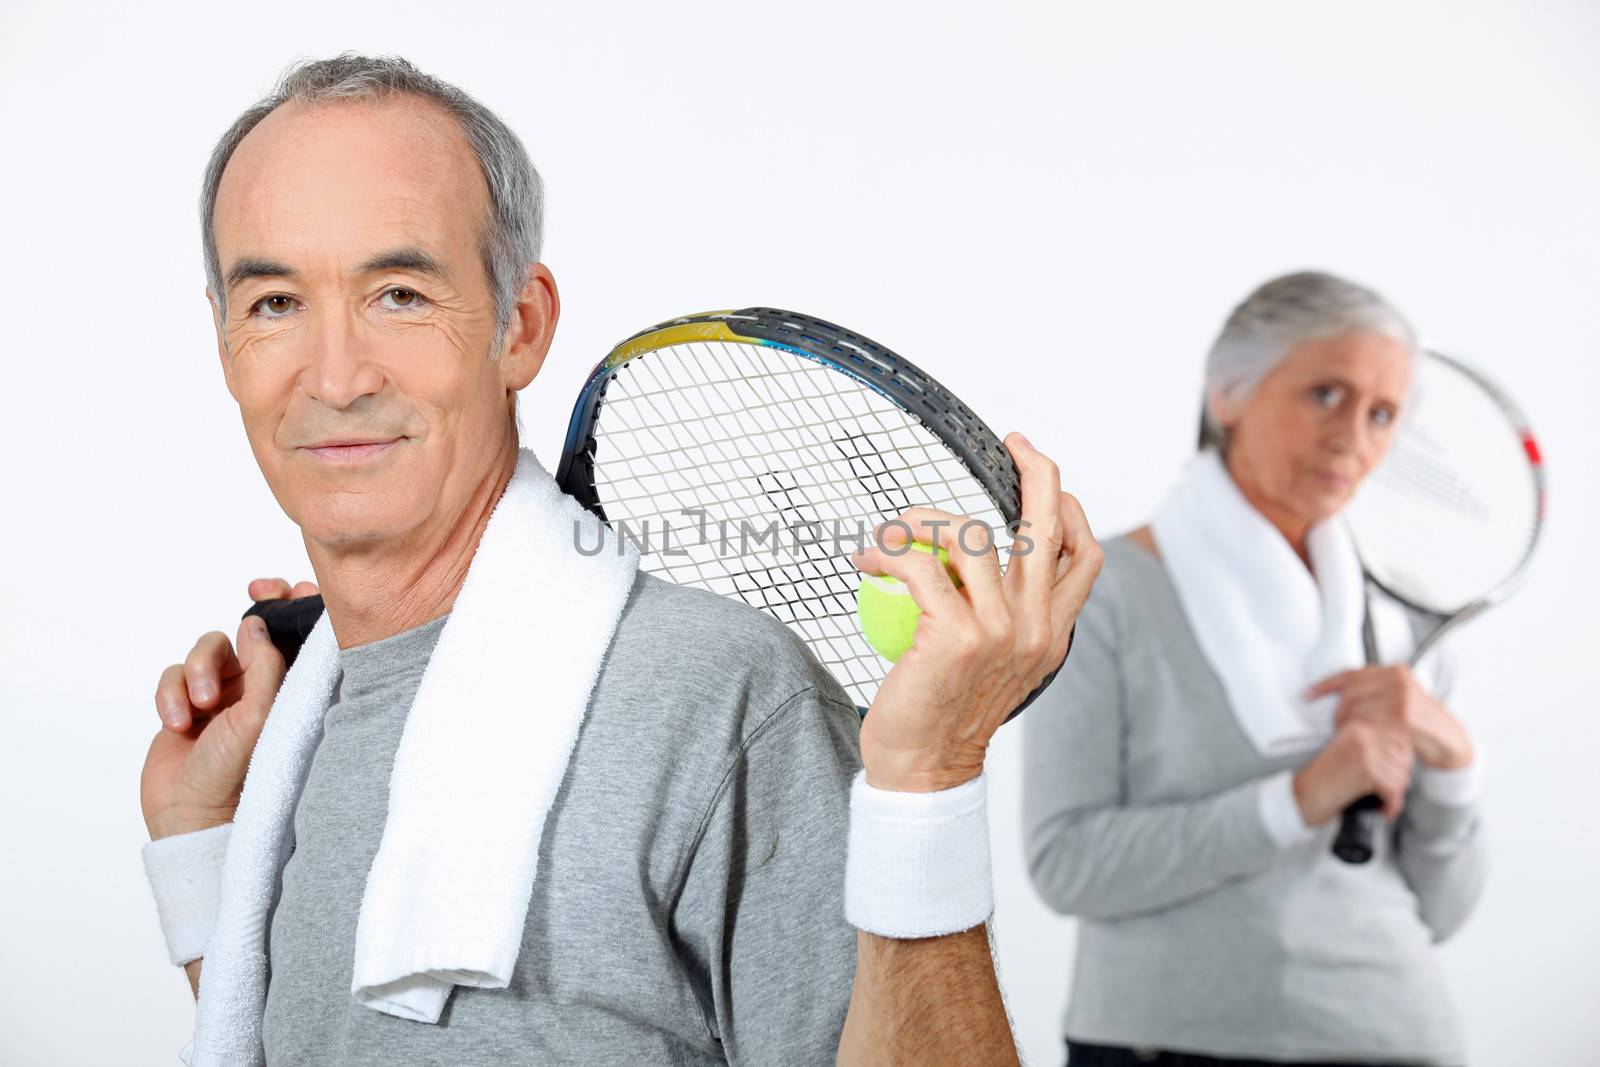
[1306,664,1474,771]
[849,432,1102,793]
[139,577,316,840]
[1293,718,1416,825]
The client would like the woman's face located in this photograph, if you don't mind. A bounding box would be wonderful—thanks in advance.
[1215,330,1414,532]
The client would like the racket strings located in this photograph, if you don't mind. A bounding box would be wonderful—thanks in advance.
[586,339,1008,707]
[608,344,886,695]
[1346,355,1542,612]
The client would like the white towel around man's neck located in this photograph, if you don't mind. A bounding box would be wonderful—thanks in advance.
[182,447,641,1067]
[1149,448,1418,757]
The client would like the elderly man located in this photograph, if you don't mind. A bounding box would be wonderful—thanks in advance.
[138,53,1099,1066]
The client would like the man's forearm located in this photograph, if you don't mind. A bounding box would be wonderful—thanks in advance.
[837,924,1018,1067]
[185,958,202,1000]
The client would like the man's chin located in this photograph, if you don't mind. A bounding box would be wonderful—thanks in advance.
[294,497,421,551]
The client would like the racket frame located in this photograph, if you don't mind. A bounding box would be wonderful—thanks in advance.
[554,306,1064,720]
[556,307,1023,527]
[1354,348,1547,667]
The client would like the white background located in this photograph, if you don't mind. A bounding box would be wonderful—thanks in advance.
[2,1,1597,1063]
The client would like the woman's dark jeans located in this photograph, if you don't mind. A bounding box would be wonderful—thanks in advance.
[1064,1038,1451,1067]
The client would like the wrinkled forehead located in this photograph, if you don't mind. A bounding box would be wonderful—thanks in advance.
[213,95,489,271]
[1283,331,1415,398]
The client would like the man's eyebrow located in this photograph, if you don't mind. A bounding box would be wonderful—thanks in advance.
[225,257,297,291]
[356,247,453,280]
[223,248,453,292]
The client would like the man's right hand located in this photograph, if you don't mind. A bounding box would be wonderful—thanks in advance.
[140,578,316,841]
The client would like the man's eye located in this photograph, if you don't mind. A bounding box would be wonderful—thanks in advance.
[251,294,298,318]
[1371,406,1395,427]
[379,287,428,311]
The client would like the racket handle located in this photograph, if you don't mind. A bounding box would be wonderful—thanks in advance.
[242,594,326,669]
[1332,793,1384,864]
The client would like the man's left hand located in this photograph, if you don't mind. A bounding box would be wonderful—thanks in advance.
[849,431,1102,793]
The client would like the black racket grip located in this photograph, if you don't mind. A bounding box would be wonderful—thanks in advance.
[242,594,326,669]
[1332,793,1384,864]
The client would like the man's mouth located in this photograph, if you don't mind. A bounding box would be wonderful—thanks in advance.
[301,437,404,463]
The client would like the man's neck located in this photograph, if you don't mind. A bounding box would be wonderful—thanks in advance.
[308,442,520,650]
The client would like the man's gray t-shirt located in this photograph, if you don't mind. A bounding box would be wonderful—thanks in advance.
[261,572,864,1065]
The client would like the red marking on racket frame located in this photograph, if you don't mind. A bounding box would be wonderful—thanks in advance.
[1521,431,1543,467]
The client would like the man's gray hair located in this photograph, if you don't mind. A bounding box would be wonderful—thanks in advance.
[1199,269,1417,449]
[199,52,544,356]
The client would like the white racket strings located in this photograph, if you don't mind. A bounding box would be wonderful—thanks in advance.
[587,340,1009,708]
[1345,355,1542,613]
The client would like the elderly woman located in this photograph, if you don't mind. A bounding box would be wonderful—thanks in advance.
[1024,271,1488,1067]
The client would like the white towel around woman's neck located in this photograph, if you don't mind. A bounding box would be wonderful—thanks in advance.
[182,447,641,1067]
[1149,448,1417,757]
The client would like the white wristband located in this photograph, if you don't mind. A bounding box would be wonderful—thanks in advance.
[141,822,233,966]
[1257,770,1313,848]
[844,769,993,939]
[1416,749,1485,808]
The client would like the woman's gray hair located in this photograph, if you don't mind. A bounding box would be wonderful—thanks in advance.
[1199,270,1417,450]
[199,52,544,356]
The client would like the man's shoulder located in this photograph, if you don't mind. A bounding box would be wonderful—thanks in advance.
[595,571,858,742]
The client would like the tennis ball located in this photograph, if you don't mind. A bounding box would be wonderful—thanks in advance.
[856,541,962,663]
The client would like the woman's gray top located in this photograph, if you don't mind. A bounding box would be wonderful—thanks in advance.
[1023,534,1488,1065]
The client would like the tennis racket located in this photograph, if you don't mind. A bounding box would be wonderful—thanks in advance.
[245,307,1067,720]
[1330,348,1547,863]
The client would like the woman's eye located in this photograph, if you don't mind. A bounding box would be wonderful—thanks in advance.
[1371,406,1395,427]
[1311,384,1345,409]
[251,294,298,319]
[379,287,428,311]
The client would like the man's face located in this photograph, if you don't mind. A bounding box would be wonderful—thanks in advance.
[210,95,542,553]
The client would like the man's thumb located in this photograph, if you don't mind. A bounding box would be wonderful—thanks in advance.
[238,616,288,712]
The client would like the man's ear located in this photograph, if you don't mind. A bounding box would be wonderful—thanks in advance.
[497,263,559,397]
[209,290,239,401]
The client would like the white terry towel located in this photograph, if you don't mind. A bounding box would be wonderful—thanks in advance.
[1150,448,1427,758]
[182,447,640,1067]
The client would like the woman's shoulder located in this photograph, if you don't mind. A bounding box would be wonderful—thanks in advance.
[1095,525,1167,590]
[1068,525,1172,637]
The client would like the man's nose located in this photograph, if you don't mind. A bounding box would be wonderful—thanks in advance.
[298,310,385,409]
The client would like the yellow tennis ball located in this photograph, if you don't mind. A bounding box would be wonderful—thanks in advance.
[856,541,961,663]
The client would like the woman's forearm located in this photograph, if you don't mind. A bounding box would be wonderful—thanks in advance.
[1025,775,1290,920]
[1396,786,1489,941]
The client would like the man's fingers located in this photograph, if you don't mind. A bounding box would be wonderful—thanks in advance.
[1003,433,1064,601]
[874,507,1005,619]
[1047,491,1102,623]
[154,663,196,733]
[183,631,243,714]
[248,577,319,601]
[248,577,292,601]
[855,538,970,625]
[235,616,287,724]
